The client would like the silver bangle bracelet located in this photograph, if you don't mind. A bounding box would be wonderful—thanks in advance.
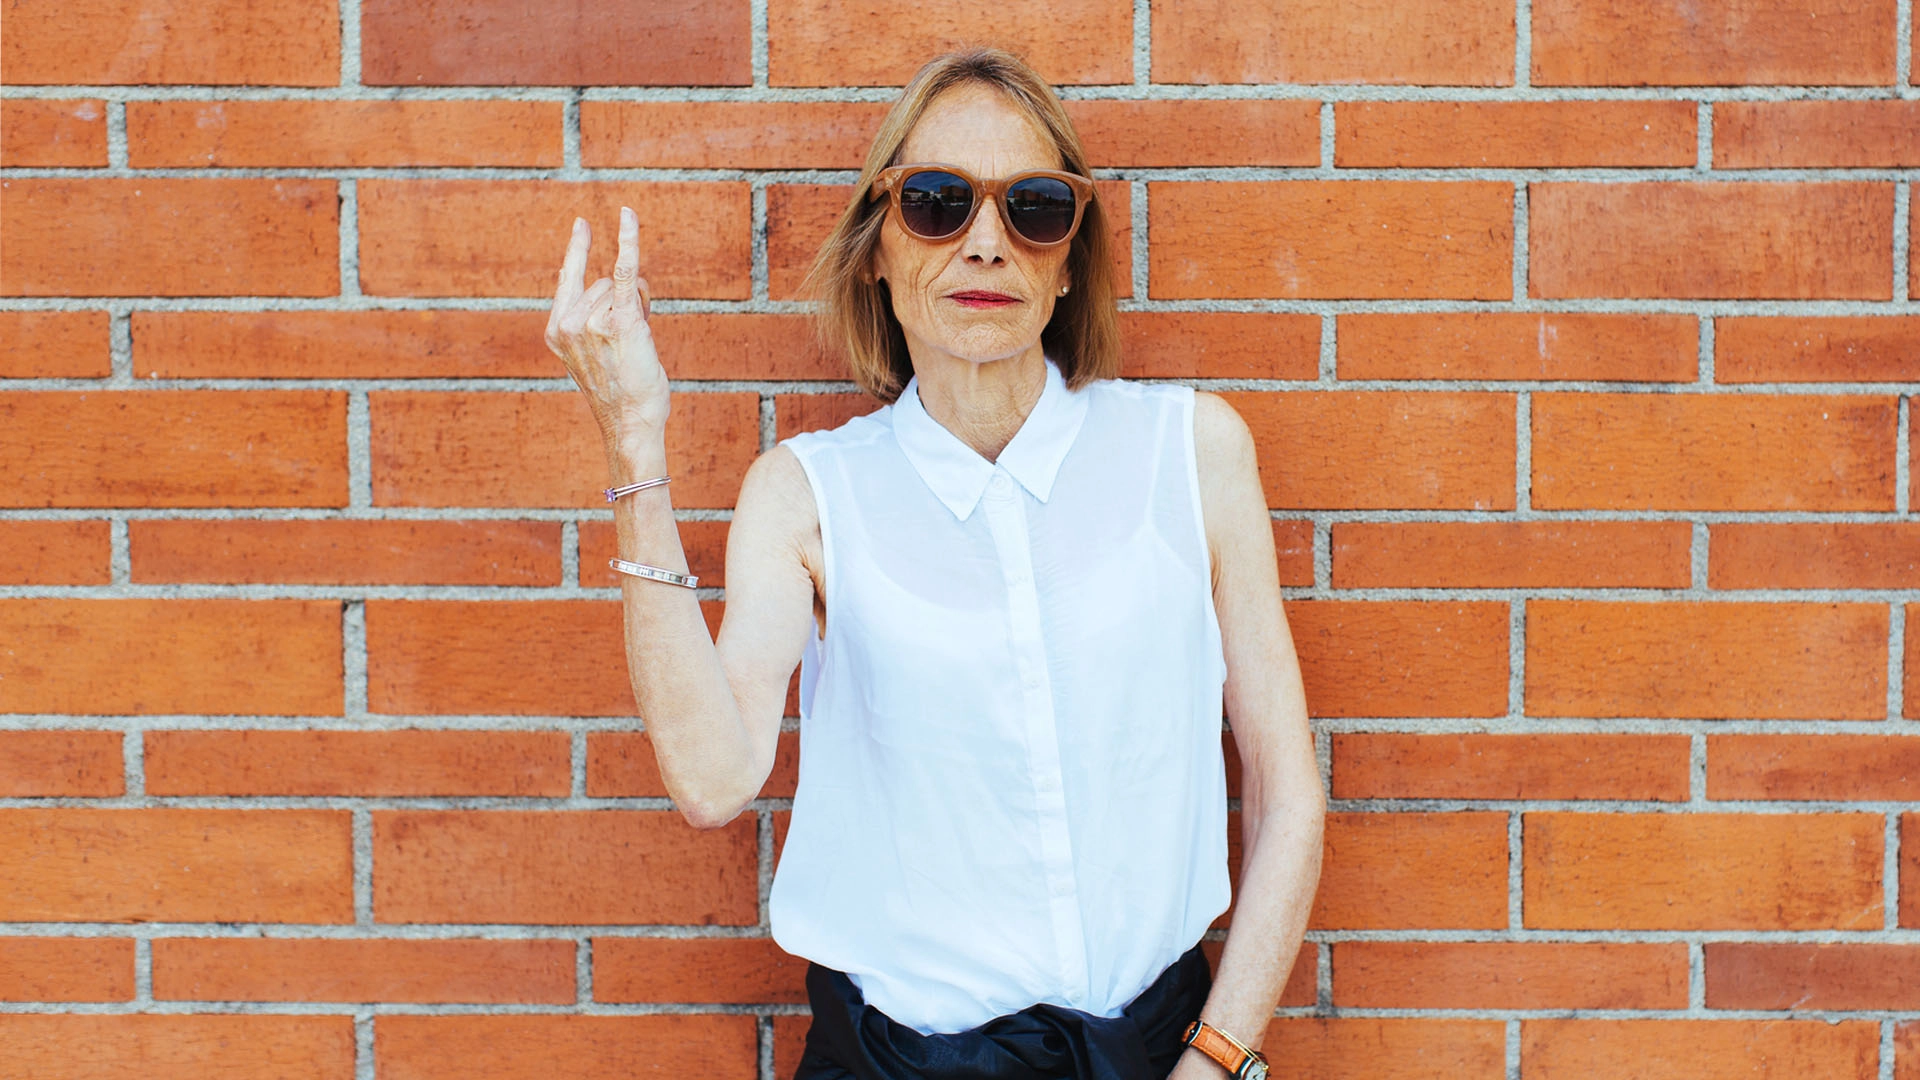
[608,558,699,589]
[605,475,670,502]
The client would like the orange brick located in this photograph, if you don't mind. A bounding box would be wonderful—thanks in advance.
[0,391,347,508]
[152,937,575,1003]
[1337,100,1695,168]
[1532,0,1896,86]
[1333,521,1692,589]
[593,937,808,1003]
[1529,182,1893,299]
[369,391,757,509]
[768,0,1130,85]
[0,0,340,85]
[651,313,843,380]
[1334,941,1688,1009]
[579,519,730,589]
[1523,811,1883,930]
[357,180,750,299]
[775,392,881,441]
[0,809,352,923]
[0,310,110,377]
[1332,733,1691,801]
[0,179,339,297]
[1526,600,1887,720]
[1337,312,1697,381]
[1224,391,1515,510]
[145,730,571,797]
[133,310,552,380]
[377,1015,754,1080]
[1531,392,1897,511]
[0,1015,354,1080]
[0,99,107,166]
[1119,312,1319,380]
[1716,315,1920,382]
[1066,100,1321,167]
[362,0,748,85]
[0,731,122,797]
[582,101,885,168]
[373,811,757,925]
[0,599,342,716]
[1153,0,1514,85]
[1312,812,1508,929]
[1151,181,1513,300]
[131,519,562,586]
[1711,523,1920,589]
[1289,601,1509,718]
[1708,734,1920,801]
[0,937,133,1002]
[1255,1018,1506,1079]
[588,730,799,798]
[1716,100,1920,168]
[1905,812,1919,927]
[128,100,563,168]
[1521,1018,1879,1080]
[1273,520,1313,586]
[0,520,111,585]
[1706,942,1920,1010]
[1901,1023,1920,1080]
[773,1015,809,1080]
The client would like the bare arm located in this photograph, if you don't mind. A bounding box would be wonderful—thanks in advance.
[546,209,819,829]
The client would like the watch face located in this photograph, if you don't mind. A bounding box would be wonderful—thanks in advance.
[1245,1062,1269,1080]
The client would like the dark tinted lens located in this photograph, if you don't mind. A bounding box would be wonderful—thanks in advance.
[1004,176,1078,244]
[897,171,974,238]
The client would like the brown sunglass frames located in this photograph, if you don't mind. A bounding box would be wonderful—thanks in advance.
[868,163,1095,248]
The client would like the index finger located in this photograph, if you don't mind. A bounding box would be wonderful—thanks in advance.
[550,217,590,325]
[610,205,640,313]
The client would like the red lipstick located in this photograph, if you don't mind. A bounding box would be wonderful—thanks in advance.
[948,290,1018,308]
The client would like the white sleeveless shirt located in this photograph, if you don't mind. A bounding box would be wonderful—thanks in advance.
[768,356,1231,1036]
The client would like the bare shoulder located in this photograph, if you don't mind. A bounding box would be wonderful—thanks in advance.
[733,444,819,548]
[1190,390,1258,487]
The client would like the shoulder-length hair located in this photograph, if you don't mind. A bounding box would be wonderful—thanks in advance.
[803,47,1121,404]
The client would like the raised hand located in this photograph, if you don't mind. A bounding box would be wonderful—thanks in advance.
[544,206,672,446]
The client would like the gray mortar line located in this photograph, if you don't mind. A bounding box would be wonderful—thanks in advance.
[560,519,581,587]
[347,390,373,508]
[1689,734,1707,804]
[1505,1019,1521,1080]
[1511,180,1528,301]
[339,0,362,89]
[1900,0,1915,90]
[120,725,143,798]
[355,1011,375,1080]
[1507,811,1523,930]
[751,0,770,90]
[1514,0,1531,90]
[1901,396,1913,517]
[134,937,152,1005]
[1699,313,1715,385]
[1888,813,1903,932]
[1690,522,1709,591]
[1514,391,1531,512]
[1129,180,1148,300]
[571,729,589,799]
[751,179,770,303]
[1892,603,1908,723]
[108,518,130,586]
[759,393,777,453]
[1895,182,1911,304]
[1507,599,1526,718]
[1698,100,1713,171]
[343,598,369,719]
[104,100,128,169]
[1133,0,1151,88]
[353,808,374,924]
[577,938,594,1005]
[1882,1020,1897,1080]
[562,89,582,172]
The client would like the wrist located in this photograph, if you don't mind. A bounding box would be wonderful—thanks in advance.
[604,434,668,483]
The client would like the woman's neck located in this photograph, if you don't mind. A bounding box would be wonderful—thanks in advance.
[907,344,1048,463]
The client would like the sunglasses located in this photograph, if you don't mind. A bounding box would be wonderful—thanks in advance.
[868,163,1095,248]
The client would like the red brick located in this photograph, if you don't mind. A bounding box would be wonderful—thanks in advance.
[1526,600,1887,720]
[1711,523,1920,589]
[362,0,747,85]
[769,0,1130,85]
[1151,181,1513,300]
[652,313,843,380]
[588,730,799,798]
[370,391,757,510]
[1716,100,1920,168]
[131,519,562,586]
[1255,1018,1506,1079]
[1274,520,1313,586]
[1066,100,1321,167]
[145,730,571,797]
[0,99,107,166]
[1529,182,1894,299]
[0,521,111,585]
[1334,521,1692,589]
[357,180,749,299]
[582,101,885,168]
[373,810,757,925]
[1338,312,1696,382]
[1312,812,1508,929]
[1716,315,1920,382]
[0,1015,354,1080]
[773,1015,809,1080]
[1334,941,1688,1009]
[775,392,882,441]
[0,311,110,377]
[133,310,547,379]
[0,179,339,297]
[593,936,807,1003]
[0,937,133,1002]
[0,731,122,797]
[1706,942,1920,1010]
[1532,0,1897,86]
[1153,0,1514,85]
[1119,312,1319,380]
[1224,391,1515,510]
[1901,1023,1920,1080]
[0,0,340,85]
[1523,811,1883,930]
[129,100,562,167]
[1905,812,1919,927]
[578,519,730,589]
[152,937,575,1003]
[1708,734,1920,801]
[0,809,352,923]
[1289,601,1509,718]
[1332,733,1691,801]
[1532,392,1897,511]
[1521,1018,1879,1080]
[377,1015,754,1080]
[1338,100,1695,168]
[0,599,342,716]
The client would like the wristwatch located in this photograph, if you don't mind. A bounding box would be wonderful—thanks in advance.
[1180,1019,1269,1079]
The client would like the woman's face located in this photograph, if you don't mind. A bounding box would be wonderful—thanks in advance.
[870,84,1074,371]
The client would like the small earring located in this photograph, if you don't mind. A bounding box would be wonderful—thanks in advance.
[1058,285,1070,296]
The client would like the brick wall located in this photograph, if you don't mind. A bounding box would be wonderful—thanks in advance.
[1,0,1917,1077]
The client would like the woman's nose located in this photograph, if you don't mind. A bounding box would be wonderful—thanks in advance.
[959,195,1009,263]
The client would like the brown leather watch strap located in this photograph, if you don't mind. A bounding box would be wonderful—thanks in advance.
[1182,1019,1266,1077]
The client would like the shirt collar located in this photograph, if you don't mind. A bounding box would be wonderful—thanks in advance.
[890,356,1090,522]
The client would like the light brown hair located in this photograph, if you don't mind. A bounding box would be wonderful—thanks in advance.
[803,47,1121,404]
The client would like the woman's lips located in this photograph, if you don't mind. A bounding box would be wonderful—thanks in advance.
[947,291,1019,308]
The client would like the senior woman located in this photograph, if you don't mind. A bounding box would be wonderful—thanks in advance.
[544,48,1323,1080]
